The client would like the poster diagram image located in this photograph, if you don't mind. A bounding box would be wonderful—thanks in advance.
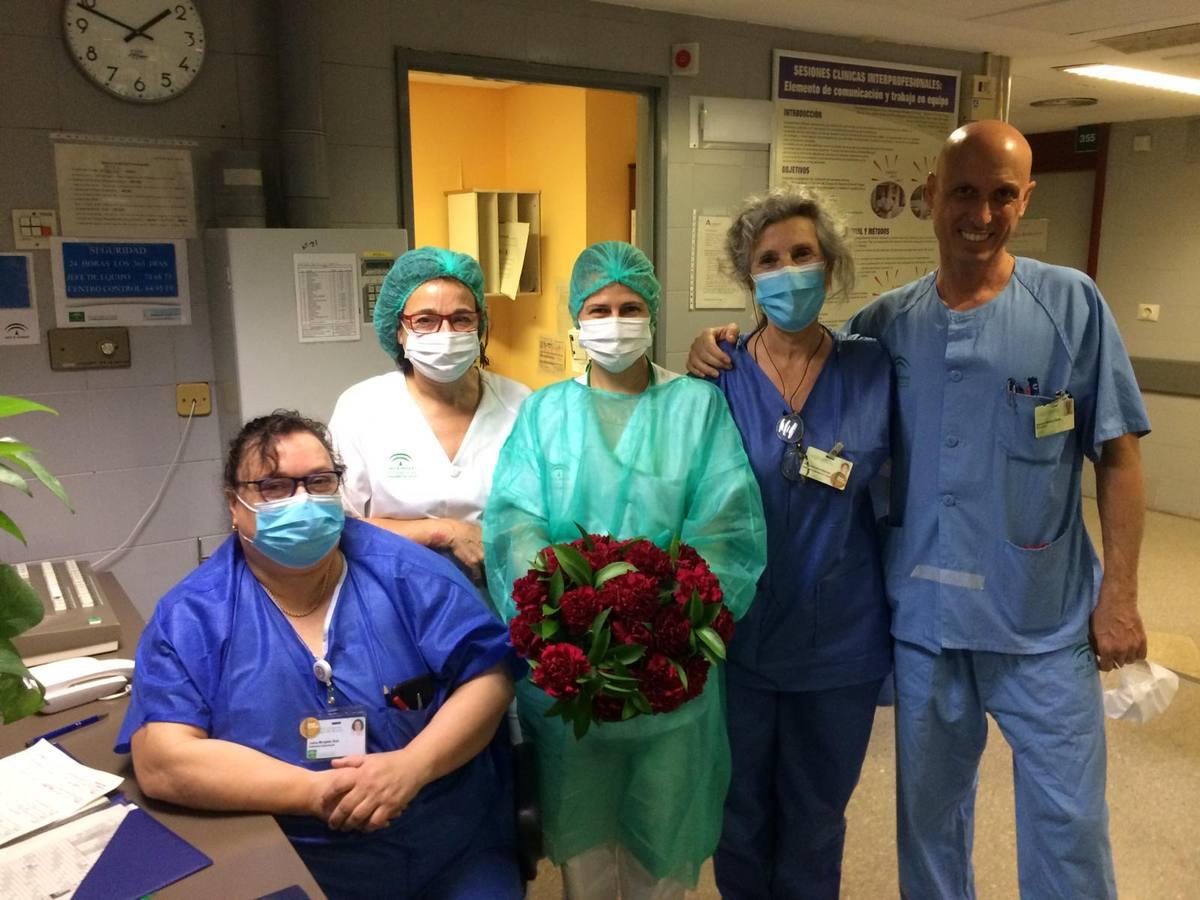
[910,184,932,220]
[871,181,906,219]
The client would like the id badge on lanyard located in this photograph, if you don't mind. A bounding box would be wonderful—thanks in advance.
[300,657,367,759]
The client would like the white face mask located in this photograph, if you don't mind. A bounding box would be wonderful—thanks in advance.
[577,317,652,373]
[1102,660,1179,724]
[402,329,480,383]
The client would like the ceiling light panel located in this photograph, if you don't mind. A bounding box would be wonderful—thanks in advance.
[1062,63,1200,96]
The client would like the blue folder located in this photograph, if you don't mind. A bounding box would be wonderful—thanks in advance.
[75,807,212,899]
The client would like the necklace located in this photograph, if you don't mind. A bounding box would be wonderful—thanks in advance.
[755,327,826,412]
[263,553,342,618]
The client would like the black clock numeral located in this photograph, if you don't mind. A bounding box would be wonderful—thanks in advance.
[85,45,97,61]
[161,72,173,88]
[76,17,88,32]
[134,77,146,92]
[174,4,187,20]
[106,66,118,83]
[179,58,190,71]
[185,30,195,47]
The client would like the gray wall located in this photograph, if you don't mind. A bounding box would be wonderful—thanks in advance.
[2,0,986,614]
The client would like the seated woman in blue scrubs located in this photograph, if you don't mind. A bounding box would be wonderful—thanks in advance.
[116,411,524,900]
[692,188,893,899]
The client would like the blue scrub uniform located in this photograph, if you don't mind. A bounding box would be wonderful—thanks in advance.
[116,519,525,900]
[710,332,893,900]
[848,258,1150,899]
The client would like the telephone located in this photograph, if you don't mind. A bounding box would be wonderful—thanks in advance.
[10,559,122,665]
[29,656,135,714]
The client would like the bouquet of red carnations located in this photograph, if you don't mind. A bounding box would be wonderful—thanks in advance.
[508,530,734,738]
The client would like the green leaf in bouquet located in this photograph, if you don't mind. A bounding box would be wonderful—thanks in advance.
[702,602,721,626]
[0,564,44,639]
[544,699,567,718]
[685,592,704,626]
[695,626,727,661]
[535,619,561,640]
[573,710,591,739]
[672,660,689,692]
[668,533,681,562]
[622,698,638,720]
[606,643,646,666]
[631,692,652,715]
[541,603,559,617]
[588,624,611,667]
[588,606,611,639]
[594,561,635,587]
[552,543,594,587]
[548,568,565,605]
[573,522,595,551]
[597,680,636,695]
[532,550,548,573]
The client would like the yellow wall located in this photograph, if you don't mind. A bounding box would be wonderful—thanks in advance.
[585,90,638,245]
[408,78,636,389]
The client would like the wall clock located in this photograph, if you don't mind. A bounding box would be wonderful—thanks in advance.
[63,1,206,103]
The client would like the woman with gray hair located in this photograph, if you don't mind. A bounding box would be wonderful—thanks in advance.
[689,187,892,899]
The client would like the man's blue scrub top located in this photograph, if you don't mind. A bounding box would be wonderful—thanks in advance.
[711,331,893,691]
[847,258,1150,654]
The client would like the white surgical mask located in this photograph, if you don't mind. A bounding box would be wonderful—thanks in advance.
[1102,660,1179,724]
[402,329,480,383]
[577,317,652,373]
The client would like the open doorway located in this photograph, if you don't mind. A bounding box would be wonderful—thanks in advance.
[397,54,660,391]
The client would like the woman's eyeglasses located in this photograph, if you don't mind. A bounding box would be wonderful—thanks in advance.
[401,311,480,334]
[238,469,344,502]
[776,412,806,482]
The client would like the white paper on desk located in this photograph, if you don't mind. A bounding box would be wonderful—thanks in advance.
[0,741,123,847]
[0,803,131,900]
[498,222,530,300]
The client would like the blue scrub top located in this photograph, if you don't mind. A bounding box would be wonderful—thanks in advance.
[847,257,1150,654]
[710,330,893,691]
[116,519,524,860]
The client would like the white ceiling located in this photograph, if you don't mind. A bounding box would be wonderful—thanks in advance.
[602,0,1200,133]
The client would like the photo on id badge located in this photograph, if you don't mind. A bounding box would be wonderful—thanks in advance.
[301,710,367,759]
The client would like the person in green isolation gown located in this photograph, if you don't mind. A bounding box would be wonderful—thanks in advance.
[484,241,767,899]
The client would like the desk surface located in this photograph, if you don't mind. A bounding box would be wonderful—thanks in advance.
[0,571,325,900]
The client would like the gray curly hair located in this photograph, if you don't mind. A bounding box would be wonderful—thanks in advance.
[724,186,855,297]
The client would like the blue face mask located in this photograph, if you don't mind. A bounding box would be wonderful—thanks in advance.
[238,494,345,568]
[753,263,827,332]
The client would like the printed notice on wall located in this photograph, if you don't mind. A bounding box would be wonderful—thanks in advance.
[771,51,960,325]
[51,238,190,327]
[691,212,743,310]
[54,142,196,239]
[538,335,566,373]
[294,253,360,343]
[0,253,40,345]
[498,222,531,300]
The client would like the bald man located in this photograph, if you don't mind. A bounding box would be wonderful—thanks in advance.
[687,121,1149,898]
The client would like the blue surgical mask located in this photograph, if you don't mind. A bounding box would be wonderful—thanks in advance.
[753,263,827,332]
[237,493,345,568]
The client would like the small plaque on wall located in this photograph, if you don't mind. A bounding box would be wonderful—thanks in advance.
[538,335,566,373]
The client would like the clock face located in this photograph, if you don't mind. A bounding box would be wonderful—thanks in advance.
[63,1,206,103]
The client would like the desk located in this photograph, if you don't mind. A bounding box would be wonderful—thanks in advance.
[0,572,325,900]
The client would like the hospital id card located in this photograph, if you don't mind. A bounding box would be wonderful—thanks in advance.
[799,446,853,491]
[1034,394,1075,438]
[300,707,367,759]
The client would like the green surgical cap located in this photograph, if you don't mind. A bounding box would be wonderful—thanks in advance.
[568,241,660,325]
[373,246,487,361]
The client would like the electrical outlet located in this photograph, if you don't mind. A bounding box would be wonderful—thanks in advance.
[1136,304,1160,322]
[176,382,212,416]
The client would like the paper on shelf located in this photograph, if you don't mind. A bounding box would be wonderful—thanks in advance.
[0,741,123,847]
[0,803,131,900]
[497,222,530,300]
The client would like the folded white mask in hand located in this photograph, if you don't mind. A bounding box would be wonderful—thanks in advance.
[1102,660,1179,723]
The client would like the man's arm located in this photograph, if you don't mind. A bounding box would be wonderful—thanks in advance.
[1090,432,1148,671]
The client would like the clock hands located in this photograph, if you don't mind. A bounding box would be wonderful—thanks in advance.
[124,8,172,42]
[75,3,146,39]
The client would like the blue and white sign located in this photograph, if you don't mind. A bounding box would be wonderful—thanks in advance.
[50,238,190,327]
[0,253,39,346]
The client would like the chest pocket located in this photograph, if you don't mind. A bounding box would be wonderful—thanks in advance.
[995,393,1071,463]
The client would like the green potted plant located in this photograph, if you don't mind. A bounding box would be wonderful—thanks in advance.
[1,396,72,724]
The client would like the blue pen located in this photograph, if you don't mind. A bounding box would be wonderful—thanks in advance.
[26,713,108,747]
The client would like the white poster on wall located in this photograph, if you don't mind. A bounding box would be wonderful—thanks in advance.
[54,142,196,239]
[691,212,743,309]
[50,238,190,327]
[294,253,361,343]
[771,51,960,326]
[0,253,39,346]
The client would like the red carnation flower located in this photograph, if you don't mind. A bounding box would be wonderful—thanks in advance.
[512,571,548,614]
[532,644,590,700]
[599,571,660,621]
[651,604,692,658]
[676,543,702,566]
[640,653,687,714]
[711,608,735,644]
[610,616,652,647]
[683,656,710,700]
[621,541,673,579]
[559,586,602,635]
[575,534,621,570]
[593,693,626,722]
[509,609,546,659]
[674,562,723,606]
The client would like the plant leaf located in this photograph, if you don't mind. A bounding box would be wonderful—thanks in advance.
[13,451,71,510]
[544,699,566,719]
[0,465,31,496]
[0,397,56,419]
[548,568,565,604]
[0,564,44,638]
[622,698,638,720]
[672,659,689,692]
[594,561,635,588]
[668,533,681,562]
[631,692,652,715]
[685,592,704,626]
[573,710,591,739]
[607,643,647,666]
[535,619,561,640]
[588,606,611,640]
[573,522,595,551]
[0,637,46,724]
[0,509,26,544]
[552,543,593,587]
[588,624,611,667]
[0,440,36,459]
[695,626,727,661]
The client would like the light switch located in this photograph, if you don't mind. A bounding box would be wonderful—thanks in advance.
[1137,303,1160,322]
